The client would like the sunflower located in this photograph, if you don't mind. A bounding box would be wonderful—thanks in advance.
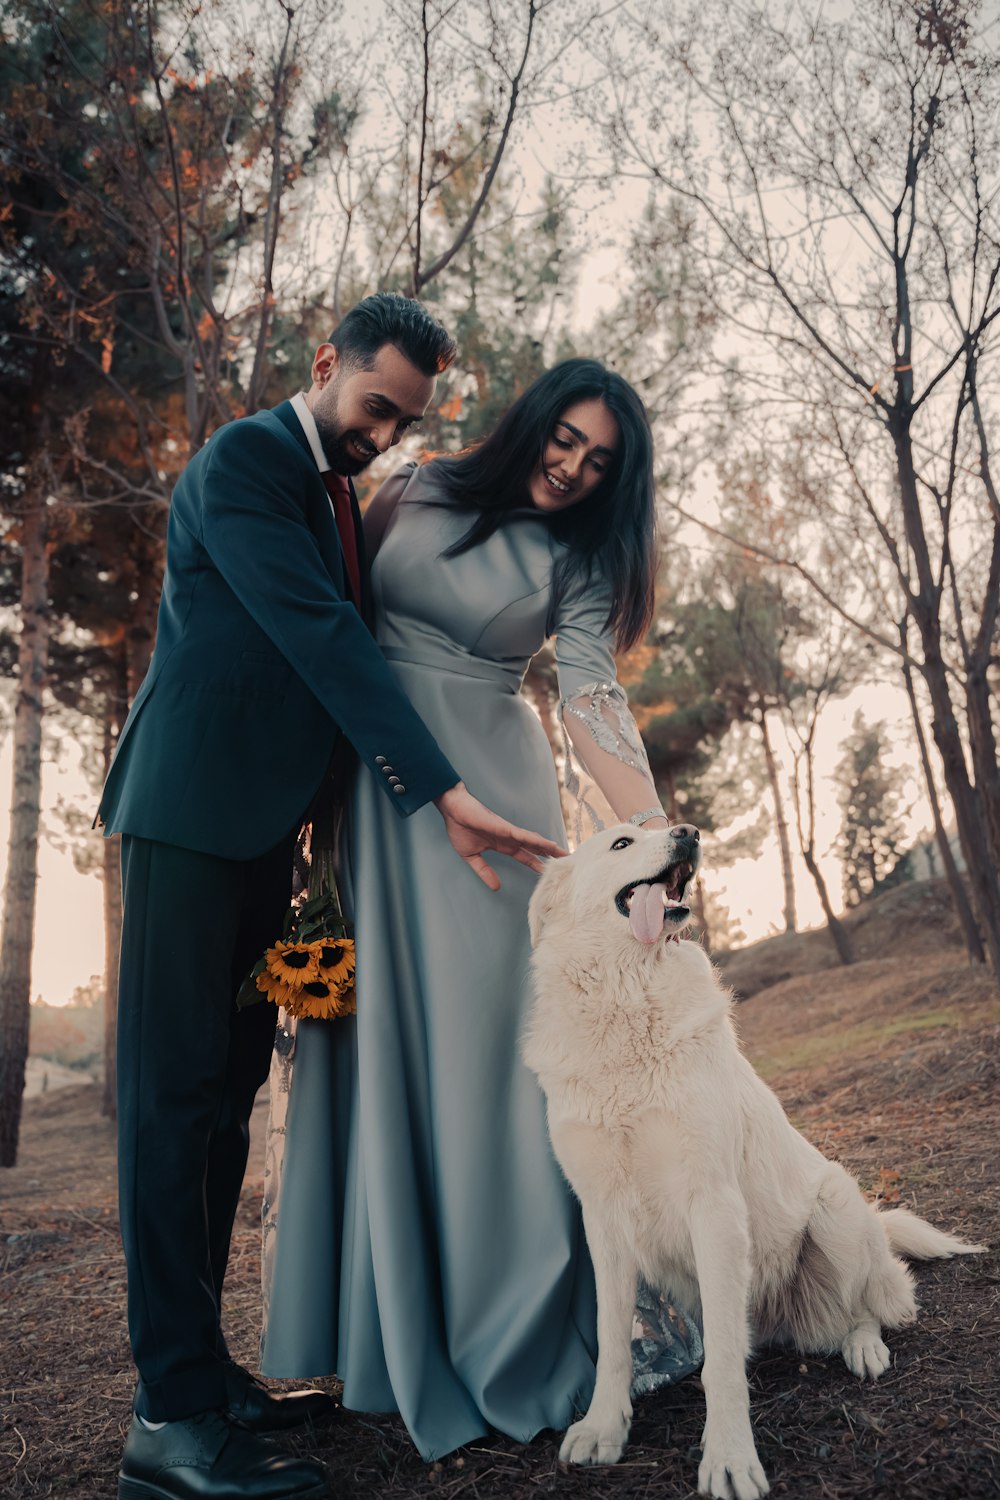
[284,975,356,1021]
[315,938,356,988]
[256,968,296,1008]
[265,940,320,988]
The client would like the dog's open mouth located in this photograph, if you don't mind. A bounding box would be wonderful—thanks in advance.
[614,858,695,946]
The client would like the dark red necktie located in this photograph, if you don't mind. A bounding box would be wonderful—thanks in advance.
[322,469,362,607]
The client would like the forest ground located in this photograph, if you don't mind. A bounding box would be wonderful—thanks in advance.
[3,882,998,1499]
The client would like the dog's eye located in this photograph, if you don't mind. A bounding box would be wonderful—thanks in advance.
[610,836,634,851]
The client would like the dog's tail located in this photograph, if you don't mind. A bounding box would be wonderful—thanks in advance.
[879,1207,986,1260]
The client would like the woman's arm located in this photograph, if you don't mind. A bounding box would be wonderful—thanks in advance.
[561,686,670,830]
[554,573,670,831]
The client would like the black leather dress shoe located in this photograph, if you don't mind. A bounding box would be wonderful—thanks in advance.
[224,1363,336,1434]
[118,1412,331,1500]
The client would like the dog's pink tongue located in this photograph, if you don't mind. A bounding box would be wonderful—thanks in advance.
[629,882,666,945]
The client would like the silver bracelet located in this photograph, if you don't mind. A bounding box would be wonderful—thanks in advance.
[627,807,667,827]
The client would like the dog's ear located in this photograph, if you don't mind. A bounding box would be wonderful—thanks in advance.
[528,856,573,948]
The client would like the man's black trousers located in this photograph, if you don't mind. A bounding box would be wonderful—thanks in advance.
[117,831,295,1422]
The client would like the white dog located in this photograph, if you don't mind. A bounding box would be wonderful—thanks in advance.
[522,823,984,1500]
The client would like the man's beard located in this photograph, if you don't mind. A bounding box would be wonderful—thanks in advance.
[313,382,379,477]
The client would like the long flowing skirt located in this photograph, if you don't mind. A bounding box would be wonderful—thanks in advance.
[261,661,599,1458]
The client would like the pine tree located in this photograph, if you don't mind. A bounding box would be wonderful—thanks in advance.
[0,0,325,1156]
[836,714,909,906]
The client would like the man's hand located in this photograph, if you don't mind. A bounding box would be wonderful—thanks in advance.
[433,782,566,890]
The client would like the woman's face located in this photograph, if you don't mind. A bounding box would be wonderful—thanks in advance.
[528,398,620,512]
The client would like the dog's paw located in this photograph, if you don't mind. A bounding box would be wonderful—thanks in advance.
[559,1410,630,1466]
[698,1441,770,1500]
[842,1327,891,1380]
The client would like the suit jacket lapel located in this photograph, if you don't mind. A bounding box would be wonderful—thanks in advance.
[270,402,371,624]
[271,400,313,458]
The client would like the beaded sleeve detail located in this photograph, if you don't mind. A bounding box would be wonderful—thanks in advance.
[557,680,655,839]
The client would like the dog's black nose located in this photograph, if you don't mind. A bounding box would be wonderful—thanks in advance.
[670,823,699,844]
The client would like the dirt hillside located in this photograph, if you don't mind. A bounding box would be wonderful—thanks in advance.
[715,877,966,998]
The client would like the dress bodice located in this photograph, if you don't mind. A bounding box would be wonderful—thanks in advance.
[368,461,619,706]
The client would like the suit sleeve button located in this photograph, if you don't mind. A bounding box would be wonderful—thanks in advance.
[375,756,387,766]
[392,784,406,795]
[388,775,400,785]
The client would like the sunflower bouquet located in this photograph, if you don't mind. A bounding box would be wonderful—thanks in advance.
[236,831,356,1021]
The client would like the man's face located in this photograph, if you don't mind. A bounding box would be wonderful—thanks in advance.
[307,342,437,476]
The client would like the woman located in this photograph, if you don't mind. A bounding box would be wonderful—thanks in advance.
[260,360,700,1459]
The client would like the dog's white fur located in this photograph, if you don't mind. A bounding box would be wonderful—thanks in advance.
[523,825,984,1500]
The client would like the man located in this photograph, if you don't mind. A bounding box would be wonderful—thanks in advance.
[99,294,563,1500]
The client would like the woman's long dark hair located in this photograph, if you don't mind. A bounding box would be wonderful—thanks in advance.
[430,359,657,652]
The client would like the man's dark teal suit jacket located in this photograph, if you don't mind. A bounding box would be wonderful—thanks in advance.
[98,401,459,860]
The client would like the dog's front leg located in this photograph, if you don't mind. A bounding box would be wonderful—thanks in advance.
[690,1191,770,1500]
[560,1201,636,1466]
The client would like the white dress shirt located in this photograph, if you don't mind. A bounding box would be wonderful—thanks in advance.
[289,390,332,473]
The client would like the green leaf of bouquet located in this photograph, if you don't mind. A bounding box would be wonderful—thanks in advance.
[236,972,264,1011]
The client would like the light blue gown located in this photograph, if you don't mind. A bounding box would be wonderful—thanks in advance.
[259,461,700,1459]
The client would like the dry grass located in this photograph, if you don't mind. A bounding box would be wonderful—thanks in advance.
[2,918,998,1499]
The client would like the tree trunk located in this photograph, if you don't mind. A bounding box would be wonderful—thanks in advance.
[759,708,796,932]
[100,673,125,1120]
[102,832,121,1119]
[965,521,1000,872]
[891,417,1000,978]
[793,735,854,964]
[98,539,158,1116]
[0,503,50,1167]
[922,645,1000,975]
[803,848,854,965]
[899,623,984,966]
[967,661,1000,876]
[522,657,559,760]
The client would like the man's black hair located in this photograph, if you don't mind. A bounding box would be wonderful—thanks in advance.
[330,293,457,377]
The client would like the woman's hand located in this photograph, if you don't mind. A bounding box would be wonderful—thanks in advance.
[433,782,566,890]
